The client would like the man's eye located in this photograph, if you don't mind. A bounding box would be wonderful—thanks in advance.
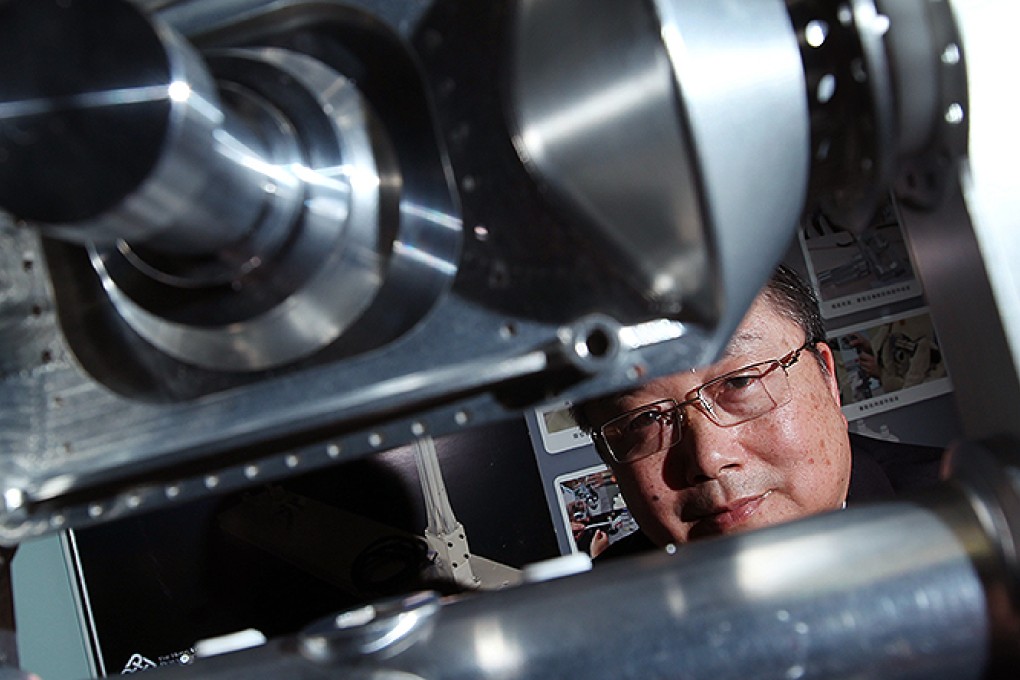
[721,374,760,391]
[627,410,664,432]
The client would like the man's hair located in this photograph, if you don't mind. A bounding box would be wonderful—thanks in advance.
[761,264,826,350]
[570,264,825,433]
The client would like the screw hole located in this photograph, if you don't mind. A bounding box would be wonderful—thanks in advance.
[581,328,612,359]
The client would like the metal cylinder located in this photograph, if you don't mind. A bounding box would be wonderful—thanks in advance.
[179,490,1001,680]
[0,0,290,256]
[366,501,989,680]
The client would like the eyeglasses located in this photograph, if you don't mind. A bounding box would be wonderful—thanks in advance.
[595,342,813,464]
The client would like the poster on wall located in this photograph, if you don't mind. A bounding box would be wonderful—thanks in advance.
[799,198,922,319]
[826,308,952,420]
[534,400,592,454]
[554,465,639,558]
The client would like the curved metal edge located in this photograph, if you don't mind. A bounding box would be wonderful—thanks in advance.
[41,3,271,252]
[651,0,811,343]
[94,47,388,371]
[942,437,1020,644]
[107,500,994,679]
[508,0,709,314]
[299,591,441,663]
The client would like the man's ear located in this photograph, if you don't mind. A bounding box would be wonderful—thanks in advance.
[813,341,843,407]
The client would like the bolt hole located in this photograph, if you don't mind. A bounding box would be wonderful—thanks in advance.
[945,102,964,125]
[851,58,867,83]
[816,73,836,104]
[581,328,612,359]
[805,20,828,47]
[816,138,831,162]
[941,43,961,65]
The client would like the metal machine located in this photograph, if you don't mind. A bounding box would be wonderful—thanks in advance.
[0,0,1017,677]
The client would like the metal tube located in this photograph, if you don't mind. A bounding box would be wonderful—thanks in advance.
[179,488,1001,680]
[374,501,989,680]
[0,0,287,255]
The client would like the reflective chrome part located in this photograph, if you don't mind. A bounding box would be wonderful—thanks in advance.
[892,0,1018,441]
[942,440,1020,623]
[553,315,622,374]
[951,0,1020,393]
[0,0,284,255]
[4,0,1020,677]
[299,591,440,663]
[789,0,968,229]
[0,0,992,593]
[0,0,462,372]
[512,0,809,326]
[91,47,390,371]
[129,448,1020,678]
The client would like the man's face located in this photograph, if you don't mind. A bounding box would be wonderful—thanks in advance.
[582,297,851,546]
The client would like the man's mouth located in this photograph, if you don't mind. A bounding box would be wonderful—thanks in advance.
[688,490,774,537]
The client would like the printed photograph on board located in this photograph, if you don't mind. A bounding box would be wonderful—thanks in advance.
[827,309,952,420]
[554,465,639,558]
[799,197,922,319]
[534,400,592,454]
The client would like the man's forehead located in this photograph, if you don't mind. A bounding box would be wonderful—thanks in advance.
[719,329,769,358]
[600,305,796,401]
[580,299,801,422]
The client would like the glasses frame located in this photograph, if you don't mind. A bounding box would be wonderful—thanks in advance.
[595,341,815,464]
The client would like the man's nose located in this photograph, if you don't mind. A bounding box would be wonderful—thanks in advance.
[669,406,748,485]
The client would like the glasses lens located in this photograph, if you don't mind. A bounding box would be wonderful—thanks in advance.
[601,400,679,463]
[701,361,791,425]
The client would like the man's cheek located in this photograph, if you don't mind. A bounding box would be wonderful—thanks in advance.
[617,472,667,517]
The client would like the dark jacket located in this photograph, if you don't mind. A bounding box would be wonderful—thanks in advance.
[597,433,945,560]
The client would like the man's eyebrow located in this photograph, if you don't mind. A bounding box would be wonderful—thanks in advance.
[720,331,766,358]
